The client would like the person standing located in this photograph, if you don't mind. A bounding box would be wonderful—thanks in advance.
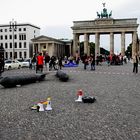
[90,54,95,70]
[58,57,63,70]
[82,53,88,70]
[44,52,50,71]
[36,53,44,73]
[32,53,37,70]
[133,53,139,74]
[49,56,56,71]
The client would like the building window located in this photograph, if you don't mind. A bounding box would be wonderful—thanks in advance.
[19,42,22,48]
[5,52,8,59]
[15,52,17,59]
[24,42,26,48]
[5,29,7,32]
[24,51,26,58]
[24,34,26,40]
[15,42,17,48]
[44,46,46,49]
[19,34,26,40]
[5,43,8,48]
[19,52,22,58]
[19,28,21,31]
[10,52,12,58]
[34,30,36,33]
[9,35,12,39]
[5,35,7,40]
[0,29,3,32]
[19,34,21,40]
[10,43,12,48]
[1,43,3,47]
[23,28,26,31]
[0,35,3,40]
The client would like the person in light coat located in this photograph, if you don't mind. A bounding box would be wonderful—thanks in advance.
[132,53,139,74]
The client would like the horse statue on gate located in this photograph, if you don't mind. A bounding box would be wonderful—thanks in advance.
[109,11,112,18]
[101,7,108,18]
[96,3,112,19]
[96,12,100,18]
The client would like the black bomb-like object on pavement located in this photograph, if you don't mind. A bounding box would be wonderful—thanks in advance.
[0,73,46,88]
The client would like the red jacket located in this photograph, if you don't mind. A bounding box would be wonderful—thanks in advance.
[37,55,44,65]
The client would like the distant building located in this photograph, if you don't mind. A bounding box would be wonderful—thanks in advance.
[0,23,40,59]
[31,35,72,57]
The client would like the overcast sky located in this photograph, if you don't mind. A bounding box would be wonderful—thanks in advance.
[0,0,140,52]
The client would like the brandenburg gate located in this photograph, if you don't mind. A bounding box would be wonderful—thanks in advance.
[71,3,139,58]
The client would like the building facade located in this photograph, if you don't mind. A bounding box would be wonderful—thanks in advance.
[0,23,40,59]
[31,35,72,57]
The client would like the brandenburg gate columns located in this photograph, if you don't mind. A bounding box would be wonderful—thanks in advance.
[110,32,114,55]
[121,32,125,56]
[95,32,100,58]
[84,33,89,55]
[132,31,137,57]
[73,33,79,56]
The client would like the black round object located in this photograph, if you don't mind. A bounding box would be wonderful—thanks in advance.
[56,70,69,82]
[82,96,96,103]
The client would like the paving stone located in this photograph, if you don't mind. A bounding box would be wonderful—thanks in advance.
[0,62,140,140]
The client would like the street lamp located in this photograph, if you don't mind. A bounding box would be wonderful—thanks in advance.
[9,19,17,60]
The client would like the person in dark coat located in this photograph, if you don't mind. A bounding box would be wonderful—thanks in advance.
[44,52,50,71]
[90,54,95,70]
[49,56,56,70]
[58,57,63,70]
[82,54,88,70]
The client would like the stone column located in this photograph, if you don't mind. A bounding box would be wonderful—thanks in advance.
[53,43,55,56]
[53,43,56,56]
[87,35,90,56]
[46,43,48,53]
[110,32,114,55]
[73,33,79,56]
[84,33,89,55]
[132,31,137,57]
[121,32,125,56]
[38,43,41,52]
[95,32,100,59]
[32,43,34,54]
[138,40,140,56]
[69,44,72,56]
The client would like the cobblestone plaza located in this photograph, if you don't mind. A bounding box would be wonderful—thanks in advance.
[0,62,140,140]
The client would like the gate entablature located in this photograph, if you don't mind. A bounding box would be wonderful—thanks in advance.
[72,18,138,34]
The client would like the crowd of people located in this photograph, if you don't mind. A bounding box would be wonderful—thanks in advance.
[17,51,140,74]
[30,52,64,73]
[0,51,139,74]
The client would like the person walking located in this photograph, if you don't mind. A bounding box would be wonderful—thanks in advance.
[49,56,56,71]
[132,53,139,74]
[36,52,44,73]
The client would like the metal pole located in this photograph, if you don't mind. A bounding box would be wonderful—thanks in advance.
[12,24,15,60]
[10,19,16,60]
